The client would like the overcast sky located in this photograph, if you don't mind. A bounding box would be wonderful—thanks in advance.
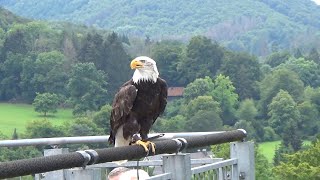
[312,0,320,5]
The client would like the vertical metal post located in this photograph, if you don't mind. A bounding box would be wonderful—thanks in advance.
[230,142,255,180]
[64,168,106,180]
[35,148,69,180]
[162,154,191,180]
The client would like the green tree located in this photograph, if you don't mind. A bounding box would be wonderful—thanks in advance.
[0,52,24,100]
[154,115,187,133]
[65,117,104,137]
[219,52,261,100]
[236,99,258,122]
[268,90,302,151]
[67,62,108,115]
[273,138,320,180]
[304,86,320,112]
[211,143,273,180]
[265,51,291,68]
[297,101,319,136]
[92,104,112,134]
[308,47,320,64]
[183,76,214,102]
[32,92,61,117]
[184,96,222,132]
[178,36,224,83]
[37,51,69,96]
[212,74,238,125]
[19,51,68,102]
[102,32,131,97]
[293,48,303,58]
[25,119,66,138]
[2,28,27,56]
[151,40,184,86]
[278,57,320,87]
[235,99,264,141]
[260,68,304,117]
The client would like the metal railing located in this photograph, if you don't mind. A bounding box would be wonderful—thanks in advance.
[0,130,254,180]
[0,131,222,147]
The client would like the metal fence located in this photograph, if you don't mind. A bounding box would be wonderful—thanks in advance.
[0,130,254,180]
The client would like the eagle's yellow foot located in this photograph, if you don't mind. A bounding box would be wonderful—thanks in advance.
[134,140,156,155]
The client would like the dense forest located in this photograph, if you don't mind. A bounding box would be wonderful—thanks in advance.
[1,0,320,56]
[0,4,320,179]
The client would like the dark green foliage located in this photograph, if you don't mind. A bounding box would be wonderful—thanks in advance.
[265,51,291,68]
[278,57,320,87]
[102,32,131,97]
[219,52,261,100]
[65,117,104,136]
[0,52,23,100]
[2,29,28,55]
[297,101,319,137]
[25,119,66,138]
[273,138,320,179]
[183,76,214,102]
[184,96,222,132]
[2,1,320,56]
[260,68,304,117]
[32,92,61,117]
[263,126,279,141]
[268,90,302,151]
[294,48,303,58]
[92,104,112,134]
[211,143,274,180]
[151,40,184,86]
[178,36,224,83]
[67,63,108,115]
[153,115,186,133]
[212,74,238,126]
[308,48,320,64]
[12,128,18,139]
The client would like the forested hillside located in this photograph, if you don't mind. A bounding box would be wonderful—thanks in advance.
[1,0,320,56]
[1,4,320,179]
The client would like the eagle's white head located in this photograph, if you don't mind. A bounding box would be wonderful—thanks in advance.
[130,56,159,84]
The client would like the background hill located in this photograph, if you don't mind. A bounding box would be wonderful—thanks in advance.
[1,0,320,56]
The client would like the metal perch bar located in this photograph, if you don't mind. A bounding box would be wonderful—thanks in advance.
[0,129,246,179]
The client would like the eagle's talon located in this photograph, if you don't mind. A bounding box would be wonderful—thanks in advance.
[134,140,156,155]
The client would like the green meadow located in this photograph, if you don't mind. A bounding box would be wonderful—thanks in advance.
[259,140,311,163]
[0,103,73,137]
[0,102,311,165]
[259,141,281,163]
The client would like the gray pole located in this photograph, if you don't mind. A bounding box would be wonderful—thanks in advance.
[162,154,192,180]
[35,148,69,180]
[230,142,255,180]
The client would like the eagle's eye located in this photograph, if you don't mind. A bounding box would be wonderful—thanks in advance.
[140,60,146,63]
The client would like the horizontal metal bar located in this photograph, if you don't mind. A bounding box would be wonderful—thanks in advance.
[147,173,172,180]
[191,158,238,175]
[88,158,222,168]
[0,130,246,179]
[0,131,223,147]
[89,160,163,168]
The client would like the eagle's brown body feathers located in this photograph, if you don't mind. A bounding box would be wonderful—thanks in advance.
[108,78,167,145]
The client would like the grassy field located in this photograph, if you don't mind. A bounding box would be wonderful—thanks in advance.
[259,141,281,163]
[0,103,73,137]
[259,140,311,163]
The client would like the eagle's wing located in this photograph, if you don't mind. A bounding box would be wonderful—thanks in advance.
[152,78,168,124]
[108,80,137,144]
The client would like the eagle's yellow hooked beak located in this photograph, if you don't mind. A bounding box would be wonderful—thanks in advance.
[130,59,144,69]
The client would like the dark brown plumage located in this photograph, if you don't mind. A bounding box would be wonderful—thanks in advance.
[108,56,168,147]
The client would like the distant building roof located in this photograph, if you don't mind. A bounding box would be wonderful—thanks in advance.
[168,87,184,97]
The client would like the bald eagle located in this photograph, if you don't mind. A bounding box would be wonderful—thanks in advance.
[108,56,167,153]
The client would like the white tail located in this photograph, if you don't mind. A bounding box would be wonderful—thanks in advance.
[113,125,130,165]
